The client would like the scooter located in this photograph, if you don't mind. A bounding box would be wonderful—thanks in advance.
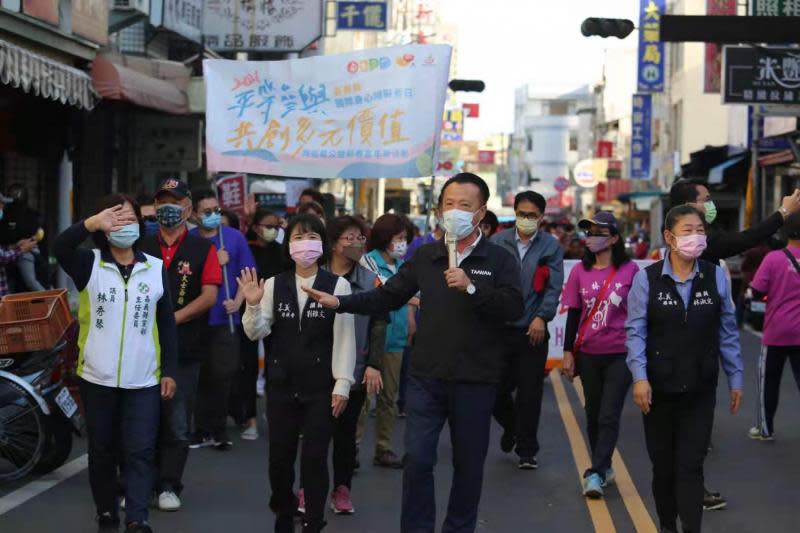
[0,323,83,482]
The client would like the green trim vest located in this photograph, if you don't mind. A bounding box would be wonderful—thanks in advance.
[645,260,721,394]
[77,250,166,389]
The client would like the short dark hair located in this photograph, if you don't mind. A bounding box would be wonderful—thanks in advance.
[328,215,369,245]
[581,225,630,270]
[91,194,143,252]
[192,188,217,210]
[440,173,490,205]
[284,213,329,267]
[664,204,705,232]
[514,190,546,213]
[669,178,707,208]
[299,187,325,206]
[369,213,411,252]
[480,210,499,235]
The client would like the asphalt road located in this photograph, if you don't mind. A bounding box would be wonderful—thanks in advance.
[1,329,797,533]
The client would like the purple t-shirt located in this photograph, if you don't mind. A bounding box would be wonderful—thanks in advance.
[190,225,257,327]
[562,261,640,355]
[750,246,800,346]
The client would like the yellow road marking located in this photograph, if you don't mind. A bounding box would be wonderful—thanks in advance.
[550,371,617,533]
[572,378,658,533]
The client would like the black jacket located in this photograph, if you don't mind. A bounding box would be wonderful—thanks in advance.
[337,236,523,383]
[702,211,783,264]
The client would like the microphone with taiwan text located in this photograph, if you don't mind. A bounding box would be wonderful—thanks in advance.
[445,232,457,269]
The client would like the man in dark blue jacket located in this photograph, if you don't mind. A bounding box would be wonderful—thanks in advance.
[304,173,523,533]
[491,191,564,470]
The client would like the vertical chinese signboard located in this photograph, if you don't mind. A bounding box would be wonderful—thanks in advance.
[336,1,388,31]
[637,0,665,93]
[217,174,247,222]
[631,94,652,180]
[704,0,737,93]
[204,44,452,179]
[752,0,800,15]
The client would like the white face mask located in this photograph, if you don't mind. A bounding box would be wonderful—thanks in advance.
[261,227,278,242]
[389,240,407,259]
[442,208,478,239]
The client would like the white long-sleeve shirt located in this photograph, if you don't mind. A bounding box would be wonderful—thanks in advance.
[242,273,356,398]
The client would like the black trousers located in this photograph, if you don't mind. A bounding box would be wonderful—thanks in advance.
[402,377,496,533]
[196,325,241,439]
[493,328,548,457]
[643,389,715,533]
[332,387,367,489]
[230,330,260,424]
[756,345,800,435]
[578,353,632,478]
[157,361,201,495]
[80,379,160,525]
[267,390,333,532]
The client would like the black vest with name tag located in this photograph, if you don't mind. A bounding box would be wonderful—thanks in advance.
[269,269,338,396]
[645,260,721,394]
[140,232,213,361]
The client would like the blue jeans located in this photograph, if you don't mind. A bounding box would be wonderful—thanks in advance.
[402,376,496,533]
[80,379,160,525]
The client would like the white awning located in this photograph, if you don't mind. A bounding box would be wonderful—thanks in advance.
[0,39,98,110]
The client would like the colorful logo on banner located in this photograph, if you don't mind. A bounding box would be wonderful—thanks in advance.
[204,44,452,179]
[631,94,652,180]
[337,1,388,31]
[637,0,665,93]
[478,150,495,165]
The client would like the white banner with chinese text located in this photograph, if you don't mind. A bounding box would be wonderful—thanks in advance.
[204,44,452,180]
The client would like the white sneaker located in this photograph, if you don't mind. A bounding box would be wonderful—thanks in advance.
[157,491,181,512]
[241,426,259,441]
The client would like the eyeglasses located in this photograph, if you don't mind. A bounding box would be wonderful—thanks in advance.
[255,223,280,230]
[516,212,541,221]
[586,231,611,237]
[339,234,366,244]
[200,207,222,216]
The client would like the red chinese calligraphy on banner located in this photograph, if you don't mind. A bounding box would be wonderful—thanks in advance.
[704,0,737,93]
[216,174,247,223]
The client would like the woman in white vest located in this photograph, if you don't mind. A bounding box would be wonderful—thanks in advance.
[54,194,178,533]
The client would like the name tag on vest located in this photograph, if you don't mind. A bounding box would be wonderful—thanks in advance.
[657,291,678,307]
[277,302,296,319]
[306,301,328,319]
[470,269,492,277]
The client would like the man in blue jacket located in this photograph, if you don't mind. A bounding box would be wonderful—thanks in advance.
[491,190,564,470]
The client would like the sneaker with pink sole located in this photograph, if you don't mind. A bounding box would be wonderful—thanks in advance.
[330,485,354,515]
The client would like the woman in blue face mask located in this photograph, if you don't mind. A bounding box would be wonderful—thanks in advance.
[53,194,179,533]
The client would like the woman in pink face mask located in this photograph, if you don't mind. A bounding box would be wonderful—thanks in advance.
[237,214,357,533]
[626,205,743,533]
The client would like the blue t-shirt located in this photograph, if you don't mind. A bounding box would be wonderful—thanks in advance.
[190,225,257,326]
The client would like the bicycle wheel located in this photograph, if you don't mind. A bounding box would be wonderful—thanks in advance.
[0,377,46,482]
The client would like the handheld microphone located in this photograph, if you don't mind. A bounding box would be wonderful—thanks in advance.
[445,232,457,269]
